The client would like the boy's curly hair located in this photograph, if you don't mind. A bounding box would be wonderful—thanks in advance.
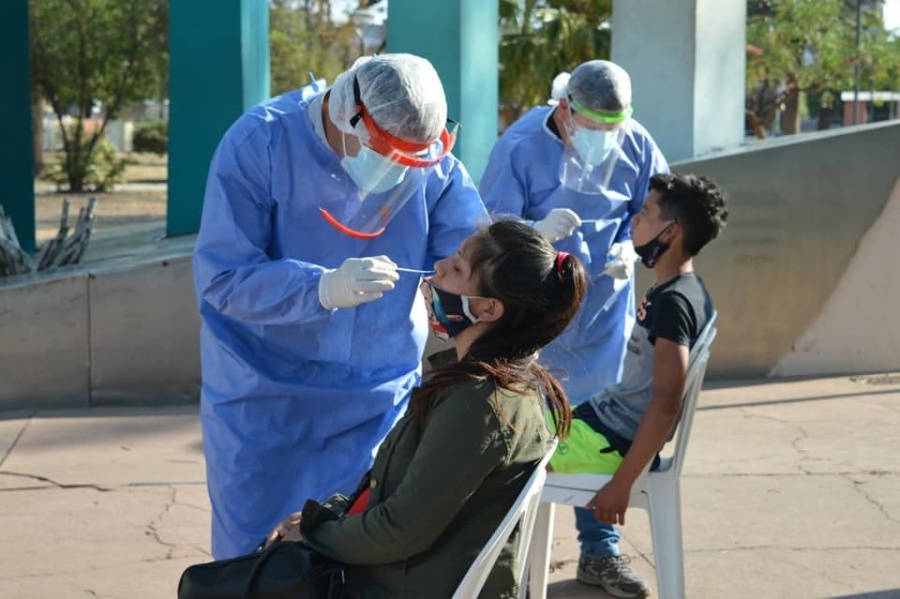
[650,173,729,256]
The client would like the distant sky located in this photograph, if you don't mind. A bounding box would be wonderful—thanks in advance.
[885,0,900,31]
[331,0,359,25]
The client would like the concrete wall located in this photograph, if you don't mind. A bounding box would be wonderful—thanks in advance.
[612,0,745,161]
[769,179,900,376]
[89,257,200,404]
[0,273,90,407]
[0,251,200,409]
[651,120,900,378]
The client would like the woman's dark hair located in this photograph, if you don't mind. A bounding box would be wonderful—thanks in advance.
[649,173,728,256]
[410,220,587,439]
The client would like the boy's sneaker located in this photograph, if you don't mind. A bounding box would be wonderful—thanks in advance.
[576,554,651,598]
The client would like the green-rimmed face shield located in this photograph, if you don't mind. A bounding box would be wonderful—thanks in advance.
[559,96,633,195]
[568,96,634,127]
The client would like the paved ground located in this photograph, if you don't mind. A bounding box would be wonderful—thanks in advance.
[1,375,899,598]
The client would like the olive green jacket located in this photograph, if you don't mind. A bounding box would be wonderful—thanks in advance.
[304,378,554,598]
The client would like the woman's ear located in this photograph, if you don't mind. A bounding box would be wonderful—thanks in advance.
[475,298,505,323]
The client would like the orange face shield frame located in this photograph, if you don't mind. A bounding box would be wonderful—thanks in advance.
[349,76,458,168]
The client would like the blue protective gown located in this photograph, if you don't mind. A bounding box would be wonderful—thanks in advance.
[480,107,668,405]
[193,84,488,559]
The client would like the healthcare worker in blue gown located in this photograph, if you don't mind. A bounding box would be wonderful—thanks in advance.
[480,60,668,598]
[193,53,488,560]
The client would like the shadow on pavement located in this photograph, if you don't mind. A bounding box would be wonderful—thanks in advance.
[829,591,900,599]
[697,386,900,411]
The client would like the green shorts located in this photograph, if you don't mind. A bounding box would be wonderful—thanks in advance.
[550,415,624,474]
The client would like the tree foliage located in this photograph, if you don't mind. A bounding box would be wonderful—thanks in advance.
[133,120,168,155]
[268,0,613,128]
[746,0,900,137]
[498,0,612,126]
[270,0,358,96]
[29,0,168,191]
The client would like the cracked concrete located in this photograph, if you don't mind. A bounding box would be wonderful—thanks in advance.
[0,375,899,598]
[0,470,113,491]
[145,486,178,560]
[0,406,208,598]
[0,411,33,466]
[842,474,900,526]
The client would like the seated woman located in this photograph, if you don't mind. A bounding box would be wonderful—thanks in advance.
[266,220,586,598]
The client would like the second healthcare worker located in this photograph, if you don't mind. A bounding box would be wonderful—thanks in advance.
[193,54,488,559]
[480,60,668,598]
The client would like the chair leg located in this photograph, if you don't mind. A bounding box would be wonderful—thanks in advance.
[527,502,555,599]
[647,482,685,599]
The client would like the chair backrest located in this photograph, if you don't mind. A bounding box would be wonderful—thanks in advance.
[662,311,718,475]
[452,439,558,599]
[664,310,717,443]
[689,311,718,372]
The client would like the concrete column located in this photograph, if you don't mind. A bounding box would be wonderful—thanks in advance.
[168,0,270,237]
[611,0,745,162]
[386,0,498,182]
[0,0,36,252]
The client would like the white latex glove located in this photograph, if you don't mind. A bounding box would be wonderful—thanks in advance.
[533,208,582,243]
[603,241,639,280]
[318,256,399,310]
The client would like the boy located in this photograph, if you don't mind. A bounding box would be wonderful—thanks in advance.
[550,172,729,598]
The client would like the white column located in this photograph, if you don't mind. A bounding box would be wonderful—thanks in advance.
[611,0,746,161]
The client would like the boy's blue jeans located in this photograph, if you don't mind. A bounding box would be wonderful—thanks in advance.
[575,505,621,557]
[568,403,660,558]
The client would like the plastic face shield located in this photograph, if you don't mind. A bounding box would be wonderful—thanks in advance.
[558,99,633,195]
[320,77,459,239]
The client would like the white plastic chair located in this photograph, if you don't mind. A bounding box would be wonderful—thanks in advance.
[528,313,718,599]
[453,439,559,599]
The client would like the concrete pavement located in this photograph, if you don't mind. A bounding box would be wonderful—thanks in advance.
[1,375,899,598]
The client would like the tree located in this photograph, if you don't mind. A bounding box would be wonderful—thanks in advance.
[29,0,168,191]
[746,0,900,138]
[498,0,612,127]
[269,0,358,96]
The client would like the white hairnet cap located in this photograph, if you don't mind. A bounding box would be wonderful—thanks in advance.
[328,54,448,145]
[549,72,571,104]
[563,60,632,113]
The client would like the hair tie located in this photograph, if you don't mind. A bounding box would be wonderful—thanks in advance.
[555,252,570,273]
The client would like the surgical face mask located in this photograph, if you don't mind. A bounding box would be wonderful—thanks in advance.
[420,279,480,342]
[571,126,619,167]
[341,144,409,195]
[634,222,675,268]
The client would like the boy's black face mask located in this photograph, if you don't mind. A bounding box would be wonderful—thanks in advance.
[634,222,675,268]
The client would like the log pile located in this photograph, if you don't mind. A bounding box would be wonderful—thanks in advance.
[0,205,31,277]
[0,198,97,278]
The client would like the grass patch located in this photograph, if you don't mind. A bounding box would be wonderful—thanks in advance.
[39,151,168,185]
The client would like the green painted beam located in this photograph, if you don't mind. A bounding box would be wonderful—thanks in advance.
[387,0,498,183]
[0,0,36,253]
[168,0,270,237]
